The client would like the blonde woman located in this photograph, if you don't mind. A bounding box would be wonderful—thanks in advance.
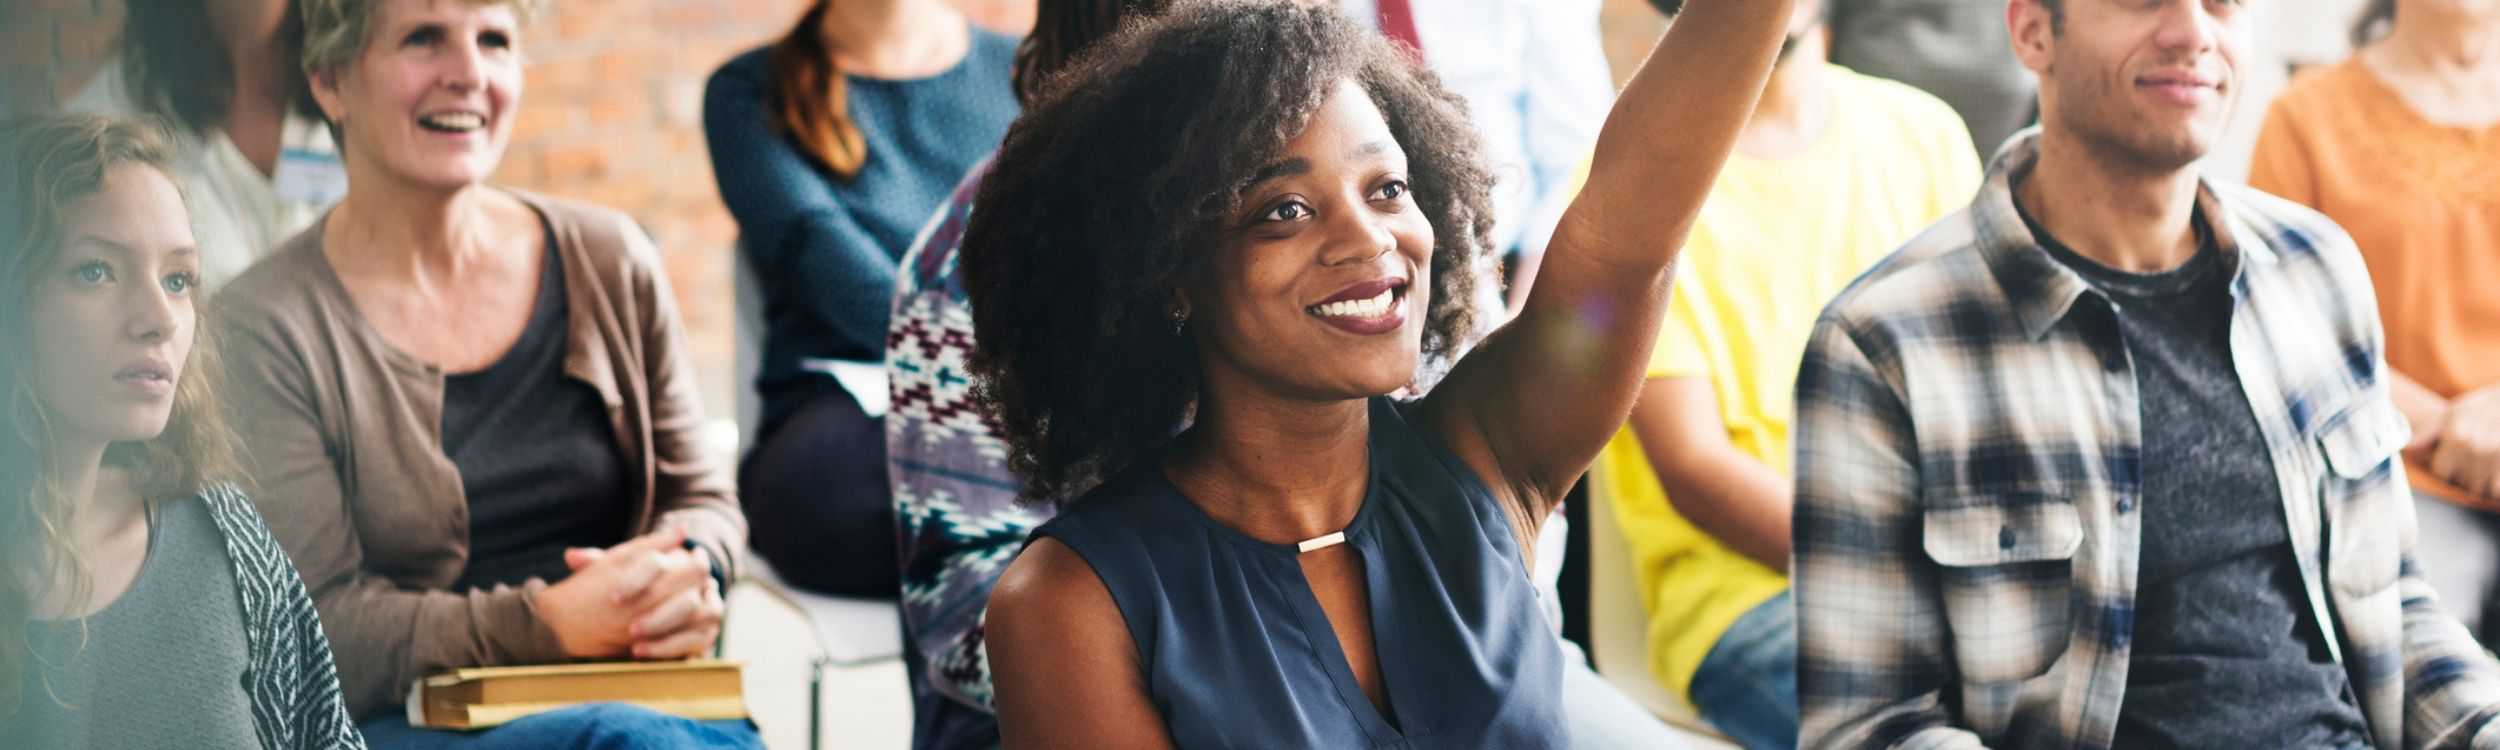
[0,114,361,749]
[213,0,755,745]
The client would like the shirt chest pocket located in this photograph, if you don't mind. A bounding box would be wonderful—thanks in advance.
[1923,498,2082,684]
[2316,399,2410,597]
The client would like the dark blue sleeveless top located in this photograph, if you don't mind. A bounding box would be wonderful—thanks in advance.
[1031,398,1567,749]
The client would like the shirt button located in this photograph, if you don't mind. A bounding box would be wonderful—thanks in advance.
[1999,525,2017,550]
[2117,497,2136,513]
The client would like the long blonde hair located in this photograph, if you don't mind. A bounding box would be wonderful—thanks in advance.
[0,114,242,718]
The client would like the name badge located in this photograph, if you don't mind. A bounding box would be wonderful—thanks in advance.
[272,147,349,207]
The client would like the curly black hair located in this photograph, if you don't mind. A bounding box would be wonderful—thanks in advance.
[959,0,1500,507]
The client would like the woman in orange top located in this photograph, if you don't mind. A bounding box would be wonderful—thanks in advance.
[2250,0,2500,638]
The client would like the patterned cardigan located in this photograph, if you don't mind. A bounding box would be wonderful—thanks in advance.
[196,483,368,749]
[887,160,1047,747]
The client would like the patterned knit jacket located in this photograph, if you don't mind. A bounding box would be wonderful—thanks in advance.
[197,483,369,749]
[887,160,1047,747]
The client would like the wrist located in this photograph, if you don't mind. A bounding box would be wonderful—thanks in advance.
[684,537,729,594]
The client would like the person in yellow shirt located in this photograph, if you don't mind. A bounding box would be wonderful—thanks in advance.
[1596,1,1979,746]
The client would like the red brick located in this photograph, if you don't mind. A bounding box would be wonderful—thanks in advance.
[585,83,650,126]
[540,142,611,182]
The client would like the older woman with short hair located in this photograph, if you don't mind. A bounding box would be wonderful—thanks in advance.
[214,0,757,746]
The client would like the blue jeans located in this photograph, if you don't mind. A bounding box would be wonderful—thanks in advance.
[359,703,765,749]
[1689,592,1798,750]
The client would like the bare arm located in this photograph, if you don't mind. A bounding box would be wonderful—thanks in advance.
[988,539,1176,750]
[1420,0,1796,524]
[1628,377,1792,572]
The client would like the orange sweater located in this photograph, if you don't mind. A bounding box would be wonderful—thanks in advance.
[2250,58,2500,503]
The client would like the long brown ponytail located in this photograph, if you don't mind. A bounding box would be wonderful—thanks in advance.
[768,1,868,179]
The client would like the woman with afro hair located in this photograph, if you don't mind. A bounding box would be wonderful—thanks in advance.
[972,0,1788,746]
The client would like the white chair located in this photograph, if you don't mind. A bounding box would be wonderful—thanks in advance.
[728,248,910,750]
[738,557,905,750]
[1584,465,1734,744]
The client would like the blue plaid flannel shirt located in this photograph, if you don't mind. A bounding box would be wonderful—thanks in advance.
[1792,131,2500,750]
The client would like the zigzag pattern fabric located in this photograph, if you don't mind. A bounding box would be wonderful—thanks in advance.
[887,160,1050,720]
[202,483,368,749]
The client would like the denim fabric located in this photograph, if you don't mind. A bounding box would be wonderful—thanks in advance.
[359,704,762,750]
[1690,592,1797,750]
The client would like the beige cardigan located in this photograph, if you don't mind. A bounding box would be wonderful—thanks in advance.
[215,192,746,717]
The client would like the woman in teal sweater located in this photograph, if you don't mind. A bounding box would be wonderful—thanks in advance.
[703,0,1019,598]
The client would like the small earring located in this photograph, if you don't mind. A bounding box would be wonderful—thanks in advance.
[1170,307,1189,336]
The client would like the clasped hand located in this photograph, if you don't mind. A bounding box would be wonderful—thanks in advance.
[535,525,725,660]
[2417,387,2500,503]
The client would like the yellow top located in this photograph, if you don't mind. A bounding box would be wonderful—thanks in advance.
[1595,64,1981,698]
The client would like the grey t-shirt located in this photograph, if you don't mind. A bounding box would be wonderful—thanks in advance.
[14,498,262,749]
[442,230,631,593]
[2021,203,2372,749]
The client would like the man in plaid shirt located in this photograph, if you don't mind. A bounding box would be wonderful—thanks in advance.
[1791,0,2500,748]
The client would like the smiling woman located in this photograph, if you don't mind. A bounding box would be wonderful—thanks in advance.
[209,1,758,747]
[967,0,1797,746]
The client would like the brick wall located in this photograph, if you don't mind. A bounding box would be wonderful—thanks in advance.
[3,0,1653,424]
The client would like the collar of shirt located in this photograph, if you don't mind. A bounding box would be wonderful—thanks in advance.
[1967,129,2282,343]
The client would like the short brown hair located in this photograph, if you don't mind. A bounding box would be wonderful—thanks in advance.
[299,0,545,78]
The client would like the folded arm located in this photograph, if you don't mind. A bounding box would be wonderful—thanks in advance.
[1629,376,1792,572]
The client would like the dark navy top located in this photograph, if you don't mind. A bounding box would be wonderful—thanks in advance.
[701,28,1019,433]
[1032,398,1567,749]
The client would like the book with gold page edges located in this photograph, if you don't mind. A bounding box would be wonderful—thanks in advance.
[405,660,748,730]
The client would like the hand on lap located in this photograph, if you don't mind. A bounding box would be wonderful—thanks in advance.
[539,526,724,659]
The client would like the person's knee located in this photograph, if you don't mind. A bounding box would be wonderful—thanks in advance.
[541,704,755,750]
